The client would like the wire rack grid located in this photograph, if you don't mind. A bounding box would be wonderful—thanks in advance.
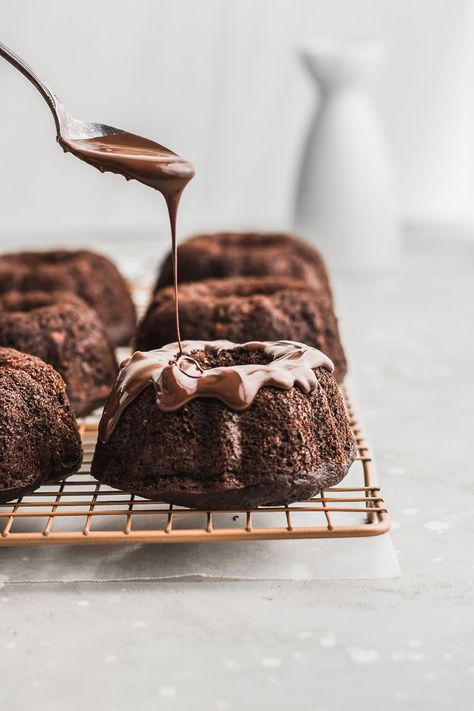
[0,384,389,546]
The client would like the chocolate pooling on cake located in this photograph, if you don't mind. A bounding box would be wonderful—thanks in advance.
[60,131,195,354]
[99,340,334,443]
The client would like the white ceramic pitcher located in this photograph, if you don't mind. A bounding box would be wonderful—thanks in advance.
[294,38,399,272]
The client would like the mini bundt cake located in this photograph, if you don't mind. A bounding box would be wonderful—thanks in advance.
[0,348,82,504]
[91,341,356,509]
[155,232,333,298]
[0,249,136,346]
[0,291,117,416]
[136,276,347,381]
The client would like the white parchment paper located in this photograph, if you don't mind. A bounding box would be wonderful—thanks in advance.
[0,452,400,583]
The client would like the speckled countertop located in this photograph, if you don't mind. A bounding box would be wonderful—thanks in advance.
[1,232,473,710]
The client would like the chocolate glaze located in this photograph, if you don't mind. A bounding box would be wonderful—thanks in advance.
[60,131,194,354]
[99,340,334,442]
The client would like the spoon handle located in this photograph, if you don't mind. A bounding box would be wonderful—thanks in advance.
[0,41,61,136]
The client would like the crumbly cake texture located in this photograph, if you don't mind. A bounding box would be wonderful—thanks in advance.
[91,345,356,509]
[0,249,136,346]
[136,276,347,381]
[0,348,82,504]
[0,291,117,416]
[155,231,334,298]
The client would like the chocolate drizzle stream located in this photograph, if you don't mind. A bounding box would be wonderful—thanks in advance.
[62,131,336,438]
[60,131,194,354]
[99,340,334,442]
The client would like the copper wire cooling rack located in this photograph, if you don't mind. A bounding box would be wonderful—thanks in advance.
[0,385,389,546]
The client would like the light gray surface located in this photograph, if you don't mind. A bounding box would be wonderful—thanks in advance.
[1,234,473,710]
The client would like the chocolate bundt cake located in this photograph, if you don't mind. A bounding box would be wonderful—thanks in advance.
[155,232,333,298]
[0,348,82,504]
[0,249,136,346]
[136,276,347,382]
[0,291,117,416]
[91,341,356,509]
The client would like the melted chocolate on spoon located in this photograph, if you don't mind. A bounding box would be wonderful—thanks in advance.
[60,131,194,354]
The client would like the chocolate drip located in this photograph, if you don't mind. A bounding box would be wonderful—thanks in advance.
[60,131,194,354]
[99,340,334,443]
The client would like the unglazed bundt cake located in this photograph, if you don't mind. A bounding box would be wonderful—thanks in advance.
[0,291,117,416]
[155,232,333,298]
[0,249,136,346]
[136,276,347,381]
[0,348,82,504]
[91,341,356,509]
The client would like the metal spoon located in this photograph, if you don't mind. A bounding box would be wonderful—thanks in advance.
[0,40,194,190]
[0,41,124,142]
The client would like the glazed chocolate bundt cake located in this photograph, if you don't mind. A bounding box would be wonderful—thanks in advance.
[0,348,82,504]
[0,249,136,346]
[155,232,333,298]
[92,341,356,509]
[0,291,117,416]
[136,276,347,382]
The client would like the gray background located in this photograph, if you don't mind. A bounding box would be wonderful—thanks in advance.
[1,0,474,235]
